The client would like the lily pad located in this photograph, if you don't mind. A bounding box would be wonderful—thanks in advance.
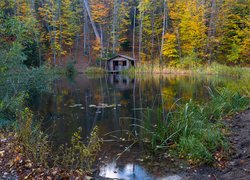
[69,104,82,108]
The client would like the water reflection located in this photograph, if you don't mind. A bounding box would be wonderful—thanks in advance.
[99,161,183,180]
[30,74,236,145]
[108,74,135,90]
[99,161,154,180]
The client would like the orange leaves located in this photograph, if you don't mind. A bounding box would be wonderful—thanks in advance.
[93,39,101,53]
[89,0,111,24]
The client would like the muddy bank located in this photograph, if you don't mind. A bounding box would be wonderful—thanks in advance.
[185,109,250,180]
[218,109,250,179]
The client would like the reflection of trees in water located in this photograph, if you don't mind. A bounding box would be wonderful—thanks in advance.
[30,74,242,146]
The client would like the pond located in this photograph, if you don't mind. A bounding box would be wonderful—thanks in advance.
[29,74,241,179]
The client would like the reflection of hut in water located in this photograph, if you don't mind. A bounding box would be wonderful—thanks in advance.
[108,74,135,90]
[106,55,136,73]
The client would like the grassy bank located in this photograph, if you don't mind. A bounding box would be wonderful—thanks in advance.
[124,62,250,78]
[135,88,249,165]
[84,67,106,74]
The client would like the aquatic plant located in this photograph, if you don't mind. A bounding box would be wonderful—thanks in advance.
[134,88,249,164]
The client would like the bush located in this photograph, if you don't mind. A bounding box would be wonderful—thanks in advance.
[16,108,51,166]
[65,62,76,76]
[55,126,102,172]
[177,52,202,70]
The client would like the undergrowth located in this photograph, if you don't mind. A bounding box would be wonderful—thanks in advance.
[16,107,102,173]
[55,127,102,172]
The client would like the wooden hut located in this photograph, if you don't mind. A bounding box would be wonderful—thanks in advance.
[106,55,136,73]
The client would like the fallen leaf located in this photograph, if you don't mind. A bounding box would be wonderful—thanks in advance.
[0,150,4,157]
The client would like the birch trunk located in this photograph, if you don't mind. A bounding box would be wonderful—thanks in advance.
[132,7,136,58]
[82,0,100,41]
[112,0,118,54]
[206,0,216,64]
[151,0,156,61]
[160,0,167,65]
[139,11,144,62]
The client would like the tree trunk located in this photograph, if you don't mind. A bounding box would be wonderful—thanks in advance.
[100,24,103,58]
[206,0,216,64]
[83,8,87,55]
[58,0,62,64]
[151,0,156,61]
[160,0,167,65]
[132,6,136,58]
[82,0,100,42]
[176,28,182,58]
[112,0,118,54]
[139,11,144,62]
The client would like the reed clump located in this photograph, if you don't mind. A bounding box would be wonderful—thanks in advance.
[124,62,250,78]
[136,88,249,164]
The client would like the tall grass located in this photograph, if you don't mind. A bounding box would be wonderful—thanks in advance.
[135,88,249,164]
[124,62,250,78]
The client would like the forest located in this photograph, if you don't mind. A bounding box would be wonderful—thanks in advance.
[0,0,249,68]
[0,0,250,179]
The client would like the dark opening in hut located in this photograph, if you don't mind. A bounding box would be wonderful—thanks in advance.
[105,55,136,73]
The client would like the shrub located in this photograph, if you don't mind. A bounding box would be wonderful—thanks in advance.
[85,67,106,74]
[16,108,51,166]
[55,126,102,172]
[65,62,76,76]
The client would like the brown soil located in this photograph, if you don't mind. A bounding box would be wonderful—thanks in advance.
[218,109,250,179]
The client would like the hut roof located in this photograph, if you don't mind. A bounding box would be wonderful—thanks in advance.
[106,54,136,61]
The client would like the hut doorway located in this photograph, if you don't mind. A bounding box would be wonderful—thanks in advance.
[113,61,118,70]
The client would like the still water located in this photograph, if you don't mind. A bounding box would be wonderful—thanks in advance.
[30,74,240,179]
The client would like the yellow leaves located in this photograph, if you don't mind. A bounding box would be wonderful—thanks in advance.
[163,33,178,59]
[38,0,79,59]
[169,0,207,56]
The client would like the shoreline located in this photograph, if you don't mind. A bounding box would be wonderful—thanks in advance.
[1,109,250,179]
